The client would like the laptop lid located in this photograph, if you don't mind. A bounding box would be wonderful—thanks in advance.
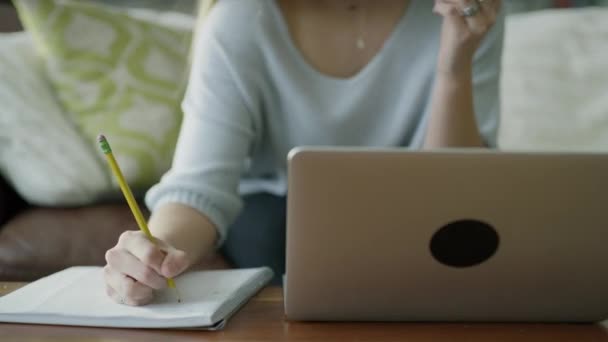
[284,147,608,322]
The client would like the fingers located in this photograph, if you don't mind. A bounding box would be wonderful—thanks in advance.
[117,230,165,274]
[103,230,191,306]
[466,0,501,34]
[434,0,500,35]
[160,246,189,279]
[105,247,167,290]
[439,0,487,33]
[433,2,468,29]
[116,231,189,279]
[104,266,154,306]
[433,2,458,18]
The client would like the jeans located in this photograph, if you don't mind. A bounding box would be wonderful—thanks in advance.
[220,193,286,285]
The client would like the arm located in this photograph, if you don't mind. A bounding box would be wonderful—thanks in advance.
[145,2,262,256]
[148,203,217,267]
[424,0,503,148]
[425,65,483,147]
[104,2,262,305]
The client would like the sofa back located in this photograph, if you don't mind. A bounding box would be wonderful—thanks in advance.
[0,175,27,226]
[0,4,21,32]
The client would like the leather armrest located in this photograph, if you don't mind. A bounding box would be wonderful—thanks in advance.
[0,175,27,227]
[0,4,22,32]
[0,181,6,226]
[0,204,131,281]
[0,204,231,281]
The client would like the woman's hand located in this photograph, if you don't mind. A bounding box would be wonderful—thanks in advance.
[433,0,501,75]
[104,231,189,306]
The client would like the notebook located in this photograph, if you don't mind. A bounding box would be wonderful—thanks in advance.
[0,266,273,330]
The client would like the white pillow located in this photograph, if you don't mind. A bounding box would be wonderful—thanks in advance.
[499,8,608,151]
[0,32,110,206]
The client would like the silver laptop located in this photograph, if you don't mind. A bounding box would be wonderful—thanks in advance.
[284,147,608,322]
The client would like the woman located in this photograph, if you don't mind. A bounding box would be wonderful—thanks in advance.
[104,0,503,305]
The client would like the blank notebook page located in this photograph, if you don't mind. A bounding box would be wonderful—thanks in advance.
[0,266,272,329]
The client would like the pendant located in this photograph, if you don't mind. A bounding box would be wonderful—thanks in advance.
[356,37,365,50]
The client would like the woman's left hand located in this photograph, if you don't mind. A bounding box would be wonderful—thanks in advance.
[433,0,501,75]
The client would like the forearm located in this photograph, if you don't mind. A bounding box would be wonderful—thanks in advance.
[426,0,503,148]
[148,203,218,267]
[423,65,485,148]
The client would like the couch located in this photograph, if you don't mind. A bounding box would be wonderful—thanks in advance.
[1,2,608,282]
[0,2,229,281]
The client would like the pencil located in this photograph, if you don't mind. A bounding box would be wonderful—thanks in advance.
[97,134,181,303]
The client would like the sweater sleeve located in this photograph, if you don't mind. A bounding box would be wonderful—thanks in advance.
[145,2,262,247]
[471,5,505,148]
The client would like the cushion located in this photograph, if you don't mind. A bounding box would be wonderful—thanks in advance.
[0,32,110,206]
[499,8,608,150]
[13,0,194,193]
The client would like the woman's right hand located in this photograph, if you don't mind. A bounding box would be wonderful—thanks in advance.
[103,230,190,306]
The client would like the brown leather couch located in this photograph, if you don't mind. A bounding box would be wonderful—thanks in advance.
[0,4,228,281]
[0,174,138,280]
[0,175,229,281]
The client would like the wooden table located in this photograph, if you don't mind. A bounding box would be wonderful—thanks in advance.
[1,282,608,341]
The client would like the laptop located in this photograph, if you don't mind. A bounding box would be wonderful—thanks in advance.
[284,147,608,322]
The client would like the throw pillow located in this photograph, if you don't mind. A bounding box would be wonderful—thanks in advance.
[499,8,608,151]
[13,0,194,192]
[0,32,110,206]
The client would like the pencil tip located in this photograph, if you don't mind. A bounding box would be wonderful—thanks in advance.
[97,134,106,143]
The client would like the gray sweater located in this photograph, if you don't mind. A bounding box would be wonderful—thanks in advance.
[145,0,504,245]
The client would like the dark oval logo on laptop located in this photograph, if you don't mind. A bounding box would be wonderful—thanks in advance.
[430,219,499,268]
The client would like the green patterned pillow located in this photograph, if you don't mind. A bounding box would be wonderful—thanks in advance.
[13,0,194,193]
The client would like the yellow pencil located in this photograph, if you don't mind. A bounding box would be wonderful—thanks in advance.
[97,134,181,303]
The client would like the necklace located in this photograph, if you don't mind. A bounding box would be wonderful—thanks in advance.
[348,2,366,50]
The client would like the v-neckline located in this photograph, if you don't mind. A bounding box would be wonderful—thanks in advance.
[267,0,418,84]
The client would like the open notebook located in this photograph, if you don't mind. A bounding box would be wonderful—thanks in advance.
[0,266,273,330]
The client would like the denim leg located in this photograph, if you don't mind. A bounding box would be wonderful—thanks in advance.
[220,193,286,285]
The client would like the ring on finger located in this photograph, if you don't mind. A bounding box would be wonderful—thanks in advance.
[461,2,481,17]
